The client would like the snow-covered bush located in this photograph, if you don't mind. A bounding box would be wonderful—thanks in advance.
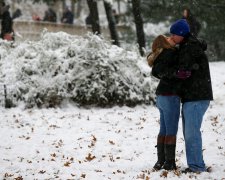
[0,31,155,108]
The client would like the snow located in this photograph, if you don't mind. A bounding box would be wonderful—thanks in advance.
[144,22,169,37]
[0,62,225,179]
[0,32,154,108]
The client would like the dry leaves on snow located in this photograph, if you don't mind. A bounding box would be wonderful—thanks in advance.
[85,153,96,161]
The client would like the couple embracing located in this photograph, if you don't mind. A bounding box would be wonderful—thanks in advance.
[147,19,213,173]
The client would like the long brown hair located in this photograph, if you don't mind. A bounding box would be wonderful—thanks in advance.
[152,35,174,52]
[147,35,174,67]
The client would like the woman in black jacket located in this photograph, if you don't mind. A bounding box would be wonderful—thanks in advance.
[147,35,190,171]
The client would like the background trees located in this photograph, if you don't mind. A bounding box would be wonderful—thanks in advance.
[2,0,225,60]
[103,0,120,46]
[141,0,225,60]
[86,0,101,35]
[131,0,145,56]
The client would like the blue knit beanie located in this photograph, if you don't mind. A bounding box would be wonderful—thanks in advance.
[170,19,190,37]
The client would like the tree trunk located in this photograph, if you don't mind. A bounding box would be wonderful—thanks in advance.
[50,0,63,22]
[117,0,121,14]
[62,0,66,10]
[131,0,146,56]
[76,0,82,18]
[214,41,222,60]
[71,0,78,18]
[104,0,120,46]
[86,0,101,35]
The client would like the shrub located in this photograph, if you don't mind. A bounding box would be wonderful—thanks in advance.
[0,32,155,108]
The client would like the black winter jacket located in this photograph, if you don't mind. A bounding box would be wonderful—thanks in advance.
[152,48,181,96]
[178,35,213,102]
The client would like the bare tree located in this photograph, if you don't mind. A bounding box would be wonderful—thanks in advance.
[131,0,145,56]
[70,0,76,18]
[0,0,5,16]
[87,0,101,35]
[117,0,121,14]
[104,0,120,46]
[75,0,82,18]
[62,0,66,9]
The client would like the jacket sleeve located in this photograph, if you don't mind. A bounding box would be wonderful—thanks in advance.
[151,50,178,79]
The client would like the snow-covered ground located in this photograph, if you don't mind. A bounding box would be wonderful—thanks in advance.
[0,62,225,179]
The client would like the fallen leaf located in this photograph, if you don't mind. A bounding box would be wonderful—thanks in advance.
[4,173,14,178]
[64,161,71,167]
[92,135,97,142]
[14,176,23,180]
[85,153,96,161]
[109,155,114,162]
[160,171,168,178]
[109,140,115,145]
[95,170,102,172]
[173,169,181,176]
[39,170,46,174]
[51,153,56,157]
[137,173,145,179]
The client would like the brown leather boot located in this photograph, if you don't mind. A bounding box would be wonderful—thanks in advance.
[153,135,165,170]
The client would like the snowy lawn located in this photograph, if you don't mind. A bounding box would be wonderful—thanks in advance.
[0,62,225,179]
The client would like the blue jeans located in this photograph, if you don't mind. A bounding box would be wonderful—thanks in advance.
[156,95,180,136]
[182,100,210,172]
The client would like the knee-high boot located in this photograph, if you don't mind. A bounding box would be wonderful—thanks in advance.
[153,135,165,170]
[163,135,177,170]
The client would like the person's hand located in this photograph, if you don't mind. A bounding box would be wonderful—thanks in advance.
[177,70,191,79]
